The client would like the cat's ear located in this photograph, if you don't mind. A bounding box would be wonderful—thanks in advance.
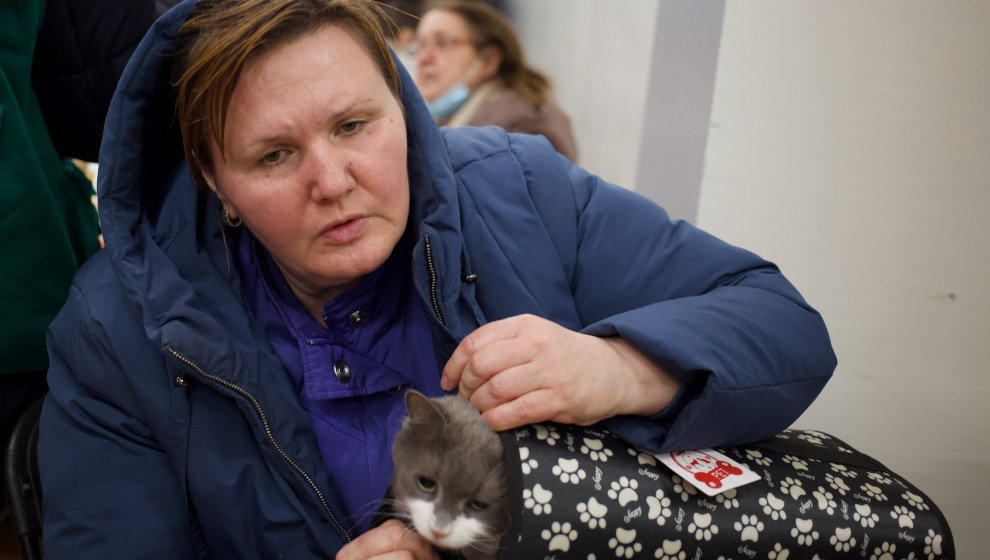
[404,390,446,426]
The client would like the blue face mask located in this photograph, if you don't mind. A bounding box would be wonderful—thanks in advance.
[426,81,470,121]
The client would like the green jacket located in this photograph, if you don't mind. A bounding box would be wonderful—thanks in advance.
[0,0,100,374]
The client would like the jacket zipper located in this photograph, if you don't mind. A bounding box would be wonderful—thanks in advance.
[423,235,445,326]
[167,347,351,543]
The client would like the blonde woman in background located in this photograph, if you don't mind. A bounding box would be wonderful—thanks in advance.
[414,0,578,161]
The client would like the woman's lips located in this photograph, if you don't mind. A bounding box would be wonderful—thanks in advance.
[319,216,368,244]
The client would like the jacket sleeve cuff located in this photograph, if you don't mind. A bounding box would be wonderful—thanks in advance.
[600,382,699,452]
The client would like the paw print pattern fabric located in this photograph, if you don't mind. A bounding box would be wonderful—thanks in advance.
[497,426,953,559]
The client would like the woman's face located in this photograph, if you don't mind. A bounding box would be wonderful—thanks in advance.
[208,24,409,307]
[414,9,483,102]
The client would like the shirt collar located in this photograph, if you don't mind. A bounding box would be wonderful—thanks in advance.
[237,229,411,344]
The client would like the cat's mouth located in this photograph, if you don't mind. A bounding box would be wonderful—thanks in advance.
[412,515,483,551]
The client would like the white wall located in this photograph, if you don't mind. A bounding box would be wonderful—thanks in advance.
[698,3,990,558]
[635,0,724,222]
[505,0,658,189]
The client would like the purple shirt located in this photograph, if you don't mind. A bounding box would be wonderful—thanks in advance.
[236,232,445,533]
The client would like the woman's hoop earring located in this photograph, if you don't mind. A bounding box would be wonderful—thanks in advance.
[222,207,242,228]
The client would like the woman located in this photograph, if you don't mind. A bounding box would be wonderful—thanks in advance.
[414,0,579,162]
[38,0,835,558]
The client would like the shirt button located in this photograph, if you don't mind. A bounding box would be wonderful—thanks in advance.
[347,310,369,328]
[333,360,352,383]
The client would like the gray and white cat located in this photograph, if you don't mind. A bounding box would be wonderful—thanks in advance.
[390,390,508,560]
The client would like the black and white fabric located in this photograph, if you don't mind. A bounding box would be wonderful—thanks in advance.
[497,425,954,559]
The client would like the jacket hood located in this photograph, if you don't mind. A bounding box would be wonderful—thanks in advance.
[96,0,465,376]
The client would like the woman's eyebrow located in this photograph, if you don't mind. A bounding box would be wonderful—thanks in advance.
[239,98,378,150]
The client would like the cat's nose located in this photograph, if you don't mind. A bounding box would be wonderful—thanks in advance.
[430,527,449,539]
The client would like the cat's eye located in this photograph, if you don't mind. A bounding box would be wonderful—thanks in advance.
[415,476,437,493]
[469,500,488,511]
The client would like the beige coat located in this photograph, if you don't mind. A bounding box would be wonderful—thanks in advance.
[442,81,578,162]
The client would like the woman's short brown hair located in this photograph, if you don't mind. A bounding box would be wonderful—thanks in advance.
[424,0,550,109]
[172,0,402,189]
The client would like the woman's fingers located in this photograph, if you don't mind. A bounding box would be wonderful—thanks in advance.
[335,520,438,560]
[467,360,543,412]
[480,388,564,431]
[458,338,539,398]
[441,315,526,392]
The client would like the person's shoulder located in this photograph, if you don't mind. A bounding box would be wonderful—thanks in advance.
[70,248,119,298]
[439,125,578,222]
[474,89,568,127]
[440,124,563,170]
[467,88,577,163]
[479,88,533,115]
[59,248,139,331]
[439,125,511,170]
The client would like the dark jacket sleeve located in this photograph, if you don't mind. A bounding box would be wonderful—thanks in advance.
[39,281,199,559]
[517,139,836,453]
[31,0,180,161]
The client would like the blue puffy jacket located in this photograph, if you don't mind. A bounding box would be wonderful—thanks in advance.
[39,1,836,557]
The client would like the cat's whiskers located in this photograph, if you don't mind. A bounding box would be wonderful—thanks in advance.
[391,523,420,555]
[346,496,410,534]
[461,524,502,554]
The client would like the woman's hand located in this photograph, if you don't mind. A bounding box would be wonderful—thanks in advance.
[335,520,439,560]
[441,314,682,431]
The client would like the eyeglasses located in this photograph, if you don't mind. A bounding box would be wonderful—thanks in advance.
[410,36,475,56]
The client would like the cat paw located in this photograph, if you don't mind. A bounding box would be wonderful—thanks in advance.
[860,483,887,502]
[813,486,837,515]
[782,455,810,471]
[628,447,658,466]
[780,477,806,500]
[671,475,698,502]
[687,512,718,541]
[552,458,587,484]
[801,429,831,441]
[534,423,561,446]
[745,449,772,467]
[790,518,819,546]
[825,473,850,496]
[577,497,608,529]
[523,484,553,515]
[768,543,790,560]
[653,539,686,560]
[607,476,639,507]
[797,432,825,445]
[829,463,858,479]
[518,447,539,475]
[829,527,857,552]
[645,490,671,526]
[759,493,787,521]
[541,521,579,553]
[867,471,893,485]
[924,529,943,558]
[869,541,896,560]
[733,514,764,543]
[891,505,916,528]
[607,528,642,559]
[715,488,739,509]
[580,437,613,462]
[854,503,879,528]
[904,491,930,511]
